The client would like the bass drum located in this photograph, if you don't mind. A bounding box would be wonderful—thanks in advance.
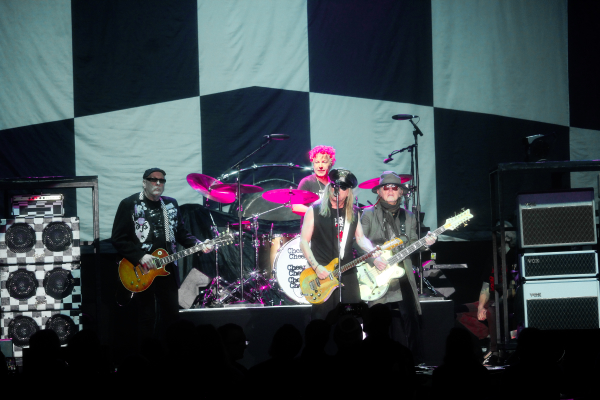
[230,179,300,221]
[273,236,310,304]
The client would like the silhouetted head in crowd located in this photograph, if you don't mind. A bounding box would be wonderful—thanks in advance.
[269,324,302,359]
[164,319,196,355]
[29,329,61,359]
[443,327,480,365]
[218,323,247,362]
[363,303,392,337]
[304,319,330,352]
[333,314,363,350]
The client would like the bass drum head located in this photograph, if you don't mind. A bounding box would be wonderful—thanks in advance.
[273,236,309,304]
[231,179,300,221]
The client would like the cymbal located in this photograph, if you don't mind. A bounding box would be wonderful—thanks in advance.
[210,183,264,194]
[187,173,236,204]
[358,174,413,189]
[262,189,319,205]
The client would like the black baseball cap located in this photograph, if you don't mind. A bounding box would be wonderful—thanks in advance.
[143,168,166,179]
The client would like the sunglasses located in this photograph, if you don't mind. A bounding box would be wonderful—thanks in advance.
[382,184,400,191]
[146,178,166,184]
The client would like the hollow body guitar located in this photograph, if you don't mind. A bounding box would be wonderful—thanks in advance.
[118,232,235,293]
[299,238,403,304]
[357,209,474,301]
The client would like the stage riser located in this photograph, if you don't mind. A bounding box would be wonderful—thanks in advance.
[179,299,454,367]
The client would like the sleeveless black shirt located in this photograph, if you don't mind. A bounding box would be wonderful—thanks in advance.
[311,202,358,270]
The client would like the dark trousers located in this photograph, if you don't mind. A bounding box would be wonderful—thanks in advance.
[389,279,424,364]
[311,271,360,322]
[132,265,179,345]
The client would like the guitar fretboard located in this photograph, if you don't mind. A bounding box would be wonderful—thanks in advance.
[387,225,447,265]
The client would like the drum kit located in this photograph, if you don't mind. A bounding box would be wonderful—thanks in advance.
[186,169,415,307]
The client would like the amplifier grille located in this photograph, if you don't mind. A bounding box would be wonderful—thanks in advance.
[524,252,597,278]
[527,297,599,329]
[521,205,596,247]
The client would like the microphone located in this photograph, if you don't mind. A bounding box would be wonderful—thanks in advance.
[383,157,394,164]
[265,134,290,140]
[392,114,418,120]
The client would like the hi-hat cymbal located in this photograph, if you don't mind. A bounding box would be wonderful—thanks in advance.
[210,183,264,194]
[187,173,236,204]
[262,189,319,205]
[358,174,413,189]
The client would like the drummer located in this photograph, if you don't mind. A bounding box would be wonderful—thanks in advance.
[292,145,336,215]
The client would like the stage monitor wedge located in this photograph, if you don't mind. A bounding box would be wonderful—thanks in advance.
[518,189,597,249]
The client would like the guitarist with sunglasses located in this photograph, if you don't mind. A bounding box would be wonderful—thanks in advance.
[360,171,437,363]
[299,168,384,321]
[112,168,213,345]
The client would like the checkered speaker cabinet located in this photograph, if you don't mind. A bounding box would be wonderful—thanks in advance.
[1,263,81,312]
[0,310,80,358]
[521,251,599,279]
[0,217,80,265]
[523,278,600,330]
[517,189,597,248]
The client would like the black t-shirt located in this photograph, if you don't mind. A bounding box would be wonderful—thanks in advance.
[298,174,326,201]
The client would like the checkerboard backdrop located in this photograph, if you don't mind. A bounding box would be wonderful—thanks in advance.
[0,0,598,242]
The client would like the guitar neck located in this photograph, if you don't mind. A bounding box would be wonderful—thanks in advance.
[387,225,447,265]
[336,246,381,275]
[157,242,206,267]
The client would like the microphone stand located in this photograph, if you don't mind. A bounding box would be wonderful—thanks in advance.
[333,184,343,304]
[225,136,279,303]
[407,119,426,295]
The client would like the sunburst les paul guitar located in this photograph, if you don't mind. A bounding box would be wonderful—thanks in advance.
[299,238,404,304]
[357,209,473,301]
[118,232,236,293]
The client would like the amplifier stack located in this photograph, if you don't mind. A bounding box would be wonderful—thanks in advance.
[517,189,599,330]
[0,195,81,358]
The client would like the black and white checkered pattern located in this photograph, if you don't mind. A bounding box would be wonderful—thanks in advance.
[0,310,81,358]
[12,200,64,217]
[0,217,80,265]
[0,263,81,312]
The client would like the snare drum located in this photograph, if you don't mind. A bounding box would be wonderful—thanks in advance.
[258,233,296,279]
[273,236,310,304]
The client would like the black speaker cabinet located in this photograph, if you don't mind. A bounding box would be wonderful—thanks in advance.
[517,189,597,248]
[521,251,598,279]
[0,217,80,265]
[1,263,81,312]
[522,278,600,330]
[0,310,80,358]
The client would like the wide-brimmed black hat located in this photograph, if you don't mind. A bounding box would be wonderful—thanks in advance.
[328,168,358,190]
[143,167,166,179]
[371,171,404,193]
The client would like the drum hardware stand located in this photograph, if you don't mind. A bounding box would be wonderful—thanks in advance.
[223,135,285,302]
[207,212,225,308]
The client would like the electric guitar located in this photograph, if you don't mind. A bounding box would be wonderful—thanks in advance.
[357,209,473,301]
[118,232,235,293]
[299,238,403,304]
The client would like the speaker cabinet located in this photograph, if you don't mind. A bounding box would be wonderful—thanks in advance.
[0,310,80,358]
[517,189,597,248]
[521,251,598,280]
[1,263,81,312]
[0,217,80,265]
[522,279,600,330]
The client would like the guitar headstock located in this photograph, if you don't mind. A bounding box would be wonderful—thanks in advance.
[443,209,474,231]
[215,231,236,245]
[382,237,404,250]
